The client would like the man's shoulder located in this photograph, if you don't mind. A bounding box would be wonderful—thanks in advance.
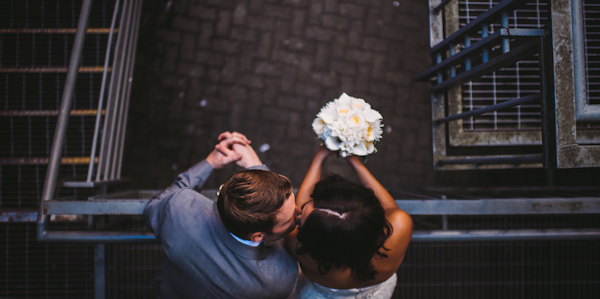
[262,243,299,272]
[171,187,211,201]
[164,188,213,216]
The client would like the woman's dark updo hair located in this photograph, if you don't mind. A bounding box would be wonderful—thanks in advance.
[296,174,392,282]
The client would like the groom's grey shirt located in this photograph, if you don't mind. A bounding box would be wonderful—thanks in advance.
[144,160,298,298]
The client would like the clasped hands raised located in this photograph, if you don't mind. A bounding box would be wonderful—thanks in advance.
[205,131,263,169]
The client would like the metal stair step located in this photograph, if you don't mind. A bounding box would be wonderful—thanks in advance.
[0,66,111,73]
[0,157,95,165]
[0,109,105,117]
[0,28,118,34]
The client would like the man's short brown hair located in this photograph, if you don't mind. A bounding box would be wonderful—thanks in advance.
[216,170,293,239]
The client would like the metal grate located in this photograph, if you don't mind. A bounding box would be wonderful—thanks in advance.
[584,0,600,105]
[395,240,600,299]
[398,184,600,298]
[458,0,549,131]
[0,0,116,208]
[0,0,119,297]
[0,222,94,298]
[105,243,163,298]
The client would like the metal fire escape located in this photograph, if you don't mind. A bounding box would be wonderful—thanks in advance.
[415,0,600,170]
[32,0,600,245]
[408,0,600,239]
[32,0,147,242]
[0,0,143,297]
[7,0,592,243]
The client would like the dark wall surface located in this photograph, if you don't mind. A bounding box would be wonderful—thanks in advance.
[124,0,600,191]
[125,0,436,190]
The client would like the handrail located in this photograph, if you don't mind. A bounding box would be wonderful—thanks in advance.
[437,154,543,166]
[415,29,546,81]
[411,229,600,242]
[435,94,540,124]
[88,0,122,183]
[431,37,539,92]
[430,0,522,53]
[97,0,130,182]
[115,0,143,178]
[33,195,600,242]
[38,0,94,239]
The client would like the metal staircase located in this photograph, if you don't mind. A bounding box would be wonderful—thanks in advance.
[0,0,144,242]
[33,0,148,243]
[1,0,147,297]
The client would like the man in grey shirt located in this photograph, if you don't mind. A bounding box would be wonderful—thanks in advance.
[144,132,300,298]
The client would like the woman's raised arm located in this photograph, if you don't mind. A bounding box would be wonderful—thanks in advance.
[296,147,334,208]
[346,155,413,268]
[345,155,397,212]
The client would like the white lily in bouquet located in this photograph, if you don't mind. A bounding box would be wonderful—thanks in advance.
[312,93,383,157]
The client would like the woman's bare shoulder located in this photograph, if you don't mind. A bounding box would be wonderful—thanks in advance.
[387,208,413,237]
[381,209,413,264]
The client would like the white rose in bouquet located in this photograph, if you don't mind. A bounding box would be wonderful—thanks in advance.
[313,93,383,157]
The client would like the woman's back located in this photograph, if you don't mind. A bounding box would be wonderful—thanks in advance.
[287,208,412,290]
[287,148,413,297]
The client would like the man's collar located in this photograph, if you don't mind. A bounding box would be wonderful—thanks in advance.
[209,202,272,259]
[229,232,262,247]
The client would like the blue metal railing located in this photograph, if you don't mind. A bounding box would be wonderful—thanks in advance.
[28,189,600,243]
[418,0,553,168]
[416,0,545,91]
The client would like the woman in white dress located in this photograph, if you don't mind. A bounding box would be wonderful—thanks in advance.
[285,147,413,299]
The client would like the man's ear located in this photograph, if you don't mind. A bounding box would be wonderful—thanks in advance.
[250,232,264,243]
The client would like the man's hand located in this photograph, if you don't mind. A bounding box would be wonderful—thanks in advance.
[206,132,250,169]
[217,131,262,168]
[231,143,263,168]
[217,131,251,145]
[206,131,263,169]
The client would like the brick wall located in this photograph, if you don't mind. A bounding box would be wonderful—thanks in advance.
[125,0,436,190]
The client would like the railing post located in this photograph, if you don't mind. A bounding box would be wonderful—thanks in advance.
[88,0,122,183]
[38,0,94,238]
[481,23,489,62]
[115,0,144,179]
[464,34,471,70]
[449,44,456,77]
[95,244,106,299]
[539,35,557,169]
[436,52,443,83]
[501,11,510,53]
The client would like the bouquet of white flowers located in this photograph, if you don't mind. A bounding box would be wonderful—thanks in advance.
[312,93,383,157]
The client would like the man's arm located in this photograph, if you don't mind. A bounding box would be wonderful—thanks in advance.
[143,132,253,237]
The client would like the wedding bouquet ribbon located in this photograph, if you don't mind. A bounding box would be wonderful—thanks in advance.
[312,93,383,157]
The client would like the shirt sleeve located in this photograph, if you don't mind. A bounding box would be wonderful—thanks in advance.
[246,164,270,171]
[143,160,214,238]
